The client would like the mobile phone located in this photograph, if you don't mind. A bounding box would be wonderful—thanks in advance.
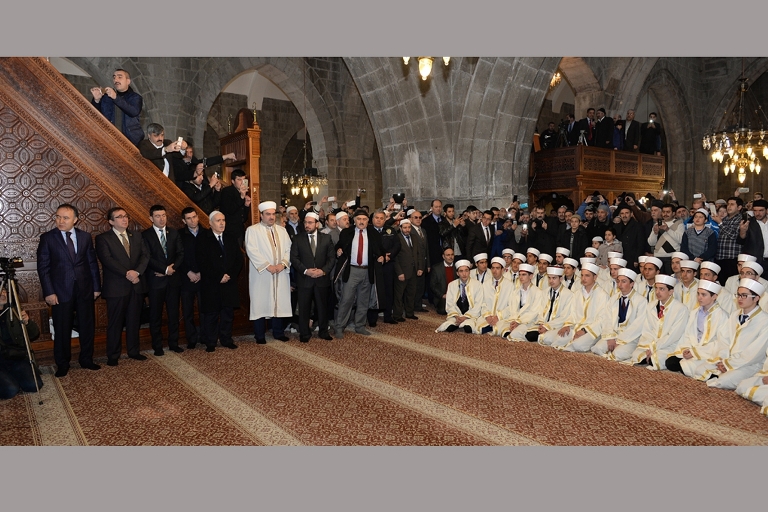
[394,204,402,211]
[743,212,750,222]
[346,200,356,208]
[693,193,702,199]
[709,204,717,216]
[657,219,663,226]
[520,203,528,209]
[328,196,336,201]
[739,187,750,194]
[513,195,518,202]
[177,137,183,145]
[310,201,317,206]
[522,223,528,231]
[662,190,668,195]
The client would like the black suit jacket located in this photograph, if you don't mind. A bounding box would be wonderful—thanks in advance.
[290,231,336,288]
[594,117,614,148]
[180,180,220,215]
[737,218,767,269]
[37,227,101,302]
[394,232,424,279]
[421,213,450,266]
[466,222,495,259]
[336,226,383,283]
[138,139,187,182]
[178,226,208,288]
[95,229,150,298]
[219,184,249,240]
[195,230,243,312]
[565,121,580,146]
[578,118,594,145]
[624,120,641,151]
[141,226,185,289]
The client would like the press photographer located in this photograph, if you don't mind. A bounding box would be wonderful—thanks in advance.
[1,274,43,400]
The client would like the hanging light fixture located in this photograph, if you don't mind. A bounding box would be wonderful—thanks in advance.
[402,57,450,81]
[550,70,562,91]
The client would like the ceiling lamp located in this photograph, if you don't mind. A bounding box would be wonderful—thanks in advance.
[402,57,450,81]
[550,71,562,90]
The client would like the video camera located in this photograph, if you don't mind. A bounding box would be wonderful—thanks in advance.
[0,256,23,274]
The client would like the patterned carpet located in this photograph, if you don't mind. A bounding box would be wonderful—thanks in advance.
[2,309,767,446]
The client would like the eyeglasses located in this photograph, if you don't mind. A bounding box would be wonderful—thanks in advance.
[739,272,758,278]
[734,293,758,299]
[412,216,422,219]
[113,215,130,220]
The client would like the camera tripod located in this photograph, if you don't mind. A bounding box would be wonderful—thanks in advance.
[577,129,589,146]
[0,262,43,404]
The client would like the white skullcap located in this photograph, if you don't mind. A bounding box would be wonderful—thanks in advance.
[335,211,349,220]
[585,247,599,256]
[646,257,663,269]
[592,236,604,243]
[305,212,319,221]
[501,248,515,256]
[512,253,527,262]
[698,280,722,295]
[546,266,564,276]
[679,260,700,270]
[285,205,298,213]
[638,256,648,264]
[399,219,411,226]
[700,261,721,275]
[473,253,488,263]
[259,201,277,212]
[739,278,766,296]
[671,252,688,261]
[582,263,600,275]
[538,253,553,263]
[738,254,758,263]
[693,208,710,217]
[656,274,677,287]
[555,247,570,256]
[609,258,627,267]
[617,268,638,281]
[527,248,541,257]
[490,257,506,267]
[455,259,472,270]
[580,257,597,265]
[407,209,419,218]
[607,251,623,259]
[563,258,579,268]
[742,261,764,276]
[518,263,536,274]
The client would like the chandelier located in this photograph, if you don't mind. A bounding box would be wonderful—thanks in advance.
[550,71,562,90]
[402,57,450,80]
[703,71,768,184]
[283,170,328,198]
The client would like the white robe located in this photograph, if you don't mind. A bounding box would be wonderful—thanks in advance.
[670,303,729,377]
[244,222,292,320]
[503,284,546,341]
[470,268,490,285]
[630,296,688,370]
[509,284,573,343]
[548,284,610,351]
[735,352,768,417]
[592,288,644,361]
[674,279,699,311]
[436,278,485,333]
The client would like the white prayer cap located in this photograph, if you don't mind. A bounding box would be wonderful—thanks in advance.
[527,248,541,257]
[585,247,599,256]
[407,209,419,218]
[739,278,765,296]
[638,256,648,264]
[698,280,722,295]
[501,248,515,256]
[563,258,579,268]
[546,266,564,276]
[512,252,527,262]
[671,252,688,261]
[555,247,570,256]
[582,263,600,275]
[607,251,623,259]
[580,257,597,265]
[305,212,319,221]
[335,211,349,220]
[679,260,700,270]
[259,201,277,212]
[700,261,721,275]
[490,257,506,267]
[738,254,757,263]
[538,253,553,263]
[592,236,604,243]
[609,258,627,267]
[742,261,764,276]
[473,253,488,263]
[399,219,411,226]
[518,263,536,274]
[646,257,663,269]
[455,259,472,270]
[656,274,677,287]
[285,205,298,213]
[693,208,710,218]
[617,268,638,281]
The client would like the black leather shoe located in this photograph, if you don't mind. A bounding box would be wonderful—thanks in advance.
[445,325,459,333]
[463,325,473,333]
[54,367,69,377]
[299,337,310,343]
[221,342,238,349]
[154,349,165,356]
[406,315,419,320]
[206,346,216,352]
[187,343,197,349]
[169,346,184,353]
[275,335,289,342]
[255,338,267,345]
[128,354,147,361]
[107,359,119,367]
[395,317,406,322]
[383,318,397,324]
[81,362,101,370]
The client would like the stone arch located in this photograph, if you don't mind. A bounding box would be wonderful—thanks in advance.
[704,57,768,130]
[558,57,601,94]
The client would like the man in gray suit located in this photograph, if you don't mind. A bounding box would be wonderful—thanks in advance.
[408,209,429,312]
[290,212,336,342]
[393,219,425,321]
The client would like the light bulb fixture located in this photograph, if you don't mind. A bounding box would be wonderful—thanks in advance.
[402,56,450,81]
[550,71,562,91]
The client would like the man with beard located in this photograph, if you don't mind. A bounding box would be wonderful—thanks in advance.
[90,69,144,146]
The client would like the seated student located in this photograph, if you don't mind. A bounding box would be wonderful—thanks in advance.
[597,250,623,290]
[699,261,731,315]
[630,274,689,370]
[511,266,575,343]
[584,247,599,259]
[0,287,43,399]
[562,258,581,291]
[693,279,768,389]
[525,247,540,266]
[725,260,768,313]
[435,259,484,334]
[670,251,688,282]
[469,253,490,284]
[638,256,663,303]
[674,259,700,310]
[735,351,768,418]
[477,257,516,336]
[665,280,728,377]
[554,247,570,266]
[503,264,547,341]
[592,268,645,361]
[547,262,610,352]
[723,254,763,298]
[536,253,553,290]
[503,251,524,287]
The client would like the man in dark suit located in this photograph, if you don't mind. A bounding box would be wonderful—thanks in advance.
[334,209,384,337]
[623,109,641,151]
[180,163,221,215]
[178,207,207,349]
[408,209,430,312]
[290,212,336,342]
[578,107,596,146]
[196,211,243,352]
[219,169,251,246]
[737,199,768,269]
[593,108,614,149]
[138,123,187,183]
[429,247,456,315]
[420,199,450,268]
[565,113,580,146]
[142,205,185,356]
[37,203,102,377]
[95,207,150,366]
[89,69,144,146]
[367,211,401,326]
[393,219,425,321]
[466,210,495,260]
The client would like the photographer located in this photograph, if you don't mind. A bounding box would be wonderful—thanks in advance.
[0,287,43,400]
[540,122,558,150]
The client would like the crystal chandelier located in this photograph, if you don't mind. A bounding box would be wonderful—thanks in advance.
[703,71,768,184]
[402,57,450,80]
[283,171,328,198]
[550,71,562,90]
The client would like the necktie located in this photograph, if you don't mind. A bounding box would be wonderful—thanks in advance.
[658,303,665,319]
[356,229,364,265]
[484,226,490,243]
[547,290,557,321]
[66,231,76,261]
[405,235,412,248]
[310,233,316,256]
[120,232,130,256]
[619,296,628,323]
[460,282,467,300]
[218,234,225,253]
[739,314,747,325]
[588,120,593,141]
[647,285,652,302]
[160,229,167,257]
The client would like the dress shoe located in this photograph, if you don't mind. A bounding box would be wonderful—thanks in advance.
[221,342,238,349]
[206,346,216,352]
[299,337,310,343]
[463,325,473,334]
[128,354,148,361]
[107,359,119,367]
[187,342,197,349]
[437,310,447,316]
[255,338,267,345]
[169,346,184,353]
[395,317,406,322]
[81,362,101,371]
[445,325,459,332]
[383,318,398,324]
[334,330,344,339]
[406,315,419,320]
[355,327,372,336]
[319,333,333,341]
[369,321,378,328]
[54,366,69,378]
[274,335,290,342]
[154,349,165,356]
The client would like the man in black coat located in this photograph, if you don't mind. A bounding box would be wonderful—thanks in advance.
[623,109,641,151]
[196,211,243,352]
[615,203,646,269]
[466,210,495,259]
[178,207,207,349]
[593,108,614,149]
[138,123,188,182]
[578,107,596,146]
[367,211,401,326]
[142,205,185,356]
[393,219,425,321]
[180,163,221,215]
[95,207,150,366]
[290,212,336,342]
[219,169,251,246]
[565,113,580,146]
[737,199,768,269]
[90,69,144,146]
[421,199,451,268]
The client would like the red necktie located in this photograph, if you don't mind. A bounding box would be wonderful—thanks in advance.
[658,304,664,319]
[588,120,593,141]
[356,229,364,265]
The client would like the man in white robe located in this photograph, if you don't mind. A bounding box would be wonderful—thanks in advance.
[503,252,525,289]
[554,247,570,266]
[735,350,768,417]
[592,268,644,361]
[534,253,552,290]
[503,264,546,341]
[674,259,700,311]
[435,259,484,334]
[245,201,292,343]
[561,257,581,292]
[477,257,515,336]
[469,252,490,284]
[512,266,574,343]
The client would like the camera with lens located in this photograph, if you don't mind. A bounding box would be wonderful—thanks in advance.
[0,256,23,274]
[558,119,569,132]
[392,193,405,205]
